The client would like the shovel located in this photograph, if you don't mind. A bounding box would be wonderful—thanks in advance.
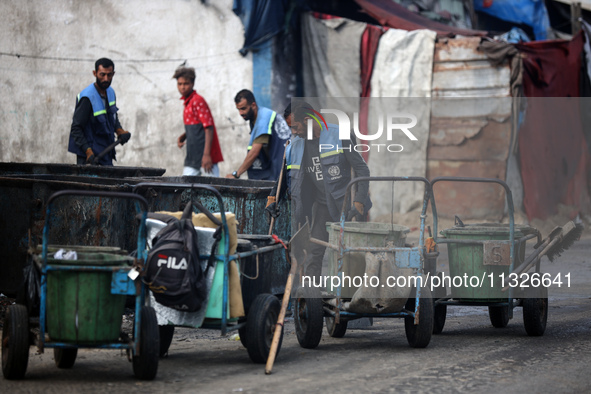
[91,137,123,165]
[265,221,310,375]
[502,221,583,291]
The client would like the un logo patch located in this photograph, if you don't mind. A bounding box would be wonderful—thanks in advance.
[328,165,340,177]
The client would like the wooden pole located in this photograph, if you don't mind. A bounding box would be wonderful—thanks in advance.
[265,252,297,374]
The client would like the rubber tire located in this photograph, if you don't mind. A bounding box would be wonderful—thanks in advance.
[238,318,248,349]
[433,304,447,335]
[132,306,159,380]
[2,304,30,380]
[523,286,548,336]
[488,305,510,328]
[54,347,77,369]
[404,287,434,348]
[294,289,324,349]
[158,325,175,357]
[325,316,347,338]
[245,294,283,364]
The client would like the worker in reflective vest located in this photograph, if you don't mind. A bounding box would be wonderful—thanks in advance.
[227,89,290,180]
[68,58,131,165]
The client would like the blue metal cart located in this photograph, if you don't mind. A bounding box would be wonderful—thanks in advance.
[429,177,552,336]
[133,182,288,364]
[292,176,435,349]
[2,190,159,380]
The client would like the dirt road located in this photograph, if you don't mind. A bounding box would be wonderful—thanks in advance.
[2,238,590,393]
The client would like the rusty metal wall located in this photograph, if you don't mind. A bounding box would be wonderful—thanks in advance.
[0,175,138,295]
[428,37,513,220]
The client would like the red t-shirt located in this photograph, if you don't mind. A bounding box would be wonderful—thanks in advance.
[182,90,224,164]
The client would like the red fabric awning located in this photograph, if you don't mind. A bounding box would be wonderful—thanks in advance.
[354,0,487,37]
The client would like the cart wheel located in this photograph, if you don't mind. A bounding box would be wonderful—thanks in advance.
[245,294,283,364]
[132,306,159,380]
[238,318,248,348]
[404,286,433,348]
[54,347,77,369]
[294,288,323,349]
[523,286,548,336]
[325,316,347,338]
[2,304,30,380]
[158,325,175,358]
[433,304,447,335]
[488,305,510,328]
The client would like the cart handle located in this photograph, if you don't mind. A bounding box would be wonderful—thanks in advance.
[132,182,229,251]
[341,176,433,251]
[42,190,149,266]
[429,176,515,246]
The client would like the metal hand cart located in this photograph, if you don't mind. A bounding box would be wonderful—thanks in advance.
[429,176,565,336]
[132,182,288,364]
[292,177,435,349]
[2,190,159,380]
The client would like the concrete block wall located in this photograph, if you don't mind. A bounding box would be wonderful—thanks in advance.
[0,0,254,177]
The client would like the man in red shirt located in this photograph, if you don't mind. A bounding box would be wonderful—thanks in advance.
[173,67,223,176]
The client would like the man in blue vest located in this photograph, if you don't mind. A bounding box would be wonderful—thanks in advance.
[284,101,372,279]
[68,58,131,165]
[226,89,289,180]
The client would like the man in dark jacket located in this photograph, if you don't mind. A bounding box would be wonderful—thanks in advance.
[68,58,131,165]
[283,101,371,279]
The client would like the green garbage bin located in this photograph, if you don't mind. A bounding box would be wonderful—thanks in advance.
[441,223,532,301]
[326,222,410,298]
[46,252,133,344]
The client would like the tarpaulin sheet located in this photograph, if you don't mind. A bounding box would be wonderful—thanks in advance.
[368,28,436,216]
[233,0,287,55]
[583,20,591,86]
[301,13,365,99]
[354,0,486,38]
[474,0,551,41]
[516,33,591,220]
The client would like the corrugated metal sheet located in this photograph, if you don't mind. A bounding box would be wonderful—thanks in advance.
[428,37,513,220]
[432,37,511,98]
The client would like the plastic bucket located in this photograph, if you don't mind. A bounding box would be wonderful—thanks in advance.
[441,223,531,301]
[326,222,410,298]
[46,252,133,344]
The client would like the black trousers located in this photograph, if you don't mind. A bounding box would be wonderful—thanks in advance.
[304,202,334,279]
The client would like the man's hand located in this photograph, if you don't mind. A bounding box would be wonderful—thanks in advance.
[85,148,95,165]
[346,202,365,221]
[266,196,279,219]
[201,154,213,172]
[354,201,364,215]
[115,128,131,145]
[177,134,186,148]
[265,202,279,218]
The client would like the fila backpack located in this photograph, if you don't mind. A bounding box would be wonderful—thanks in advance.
[145,203,219,312]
